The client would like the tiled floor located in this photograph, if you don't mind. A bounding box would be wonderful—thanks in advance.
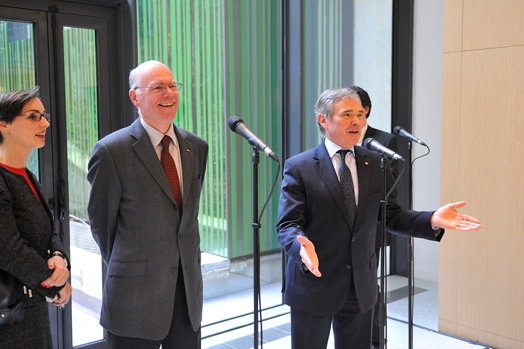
[201,276,498,349]
[71,267,499,348]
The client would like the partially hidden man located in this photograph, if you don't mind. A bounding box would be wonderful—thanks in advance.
[353,85,400,348]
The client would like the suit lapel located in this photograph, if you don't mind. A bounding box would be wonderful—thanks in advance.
[174,126,194,204]
[130,119,177,205]
[353,146,371,237]
[314,141,354,232]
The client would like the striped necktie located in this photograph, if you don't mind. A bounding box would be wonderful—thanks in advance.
[337,149,356,227]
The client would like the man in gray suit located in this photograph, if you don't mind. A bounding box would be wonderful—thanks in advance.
[88,60,208,348]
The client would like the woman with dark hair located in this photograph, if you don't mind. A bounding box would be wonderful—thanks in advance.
[0,87,72,348]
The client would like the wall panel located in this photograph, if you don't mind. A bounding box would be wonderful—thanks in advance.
[443,0,462,53]
[440,1,524,347]
[439,51,461,328]
[463,0,524,50]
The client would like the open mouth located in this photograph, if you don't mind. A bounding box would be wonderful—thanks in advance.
[159,103,174,107]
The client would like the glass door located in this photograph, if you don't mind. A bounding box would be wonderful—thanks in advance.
[1,2,127,347]
[62,25,103,347]
[0,7,67,348]
[53,12,113,348]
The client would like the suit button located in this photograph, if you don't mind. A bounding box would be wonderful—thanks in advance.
[179,233,184,238]
[351,237,356,242]
[346,265,352,270]
[172,268,178,274]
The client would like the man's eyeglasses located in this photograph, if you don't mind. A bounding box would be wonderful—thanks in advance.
[134,82,183,94]
[18,112,51,122]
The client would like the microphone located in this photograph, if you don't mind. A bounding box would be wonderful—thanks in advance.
[393,126,426,146]
[363,138,405,161]
[228,116,279,162]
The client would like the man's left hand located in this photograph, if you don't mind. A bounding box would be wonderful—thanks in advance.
[431,201,482,231]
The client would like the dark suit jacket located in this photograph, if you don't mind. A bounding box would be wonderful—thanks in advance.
[0,167,68,347]
[363,125,400,249]
[0,166,68,304]
[276,140,442,315]
[87,118,208,340]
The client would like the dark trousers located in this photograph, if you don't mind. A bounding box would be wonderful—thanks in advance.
[107,270,201,349]
[290,281,373,349]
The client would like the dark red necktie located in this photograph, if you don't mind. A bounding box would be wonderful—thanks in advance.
[161,135,182,215]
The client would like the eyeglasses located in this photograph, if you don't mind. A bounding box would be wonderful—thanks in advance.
[18,112,51,122]
[134,81,183,94]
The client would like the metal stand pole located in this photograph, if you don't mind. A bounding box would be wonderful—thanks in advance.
[378,156,388,349]
[407,141,414,349]
[252,148,261,349]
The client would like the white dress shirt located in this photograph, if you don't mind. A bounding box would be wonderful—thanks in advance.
[324,138,359,207]
[140,117,184,196]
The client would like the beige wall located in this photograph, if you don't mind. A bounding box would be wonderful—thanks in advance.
[439,0,524,347]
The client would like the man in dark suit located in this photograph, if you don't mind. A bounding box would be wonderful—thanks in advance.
[353,85,399,347]
[276,87,481,348]
[88,60,208,349]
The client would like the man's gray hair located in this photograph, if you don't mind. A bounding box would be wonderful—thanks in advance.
[129,67,141,91]
[315,87,361,136]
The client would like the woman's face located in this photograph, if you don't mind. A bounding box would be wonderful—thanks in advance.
[0,98,50,151]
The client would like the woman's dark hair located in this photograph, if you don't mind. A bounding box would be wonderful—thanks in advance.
[0,86,40,144]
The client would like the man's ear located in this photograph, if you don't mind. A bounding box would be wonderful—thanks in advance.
[129,89,140,107]
[0,120,8,133]
[317,113,327,129]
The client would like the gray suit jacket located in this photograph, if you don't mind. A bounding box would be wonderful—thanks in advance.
[87,118,208,340]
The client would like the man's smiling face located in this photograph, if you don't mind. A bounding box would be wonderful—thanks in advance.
[129,62,179,133]
[317,97,365,149]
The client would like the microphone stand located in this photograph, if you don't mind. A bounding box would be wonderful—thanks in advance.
[378,155,388,349]
[407,141,415,349]
[251,146,261,349]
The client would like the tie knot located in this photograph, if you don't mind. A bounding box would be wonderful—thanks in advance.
[337,149,352,160]
[162,135,171,149]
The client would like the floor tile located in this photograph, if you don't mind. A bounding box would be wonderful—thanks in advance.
[202,275,498,349]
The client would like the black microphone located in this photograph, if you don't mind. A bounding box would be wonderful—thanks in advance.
[363,138,405,161]
[228,116,279,162]
[393,126,426,146]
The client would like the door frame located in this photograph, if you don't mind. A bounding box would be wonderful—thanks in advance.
[0,1,135,348]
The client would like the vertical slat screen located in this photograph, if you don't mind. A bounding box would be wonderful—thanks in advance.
[136,0,282,258]
[302,0,344,150]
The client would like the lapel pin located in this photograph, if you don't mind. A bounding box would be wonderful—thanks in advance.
[365,162,369,166]
[186,149,190,152]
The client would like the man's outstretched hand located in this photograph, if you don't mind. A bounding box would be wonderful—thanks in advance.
[431,201,482,231]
